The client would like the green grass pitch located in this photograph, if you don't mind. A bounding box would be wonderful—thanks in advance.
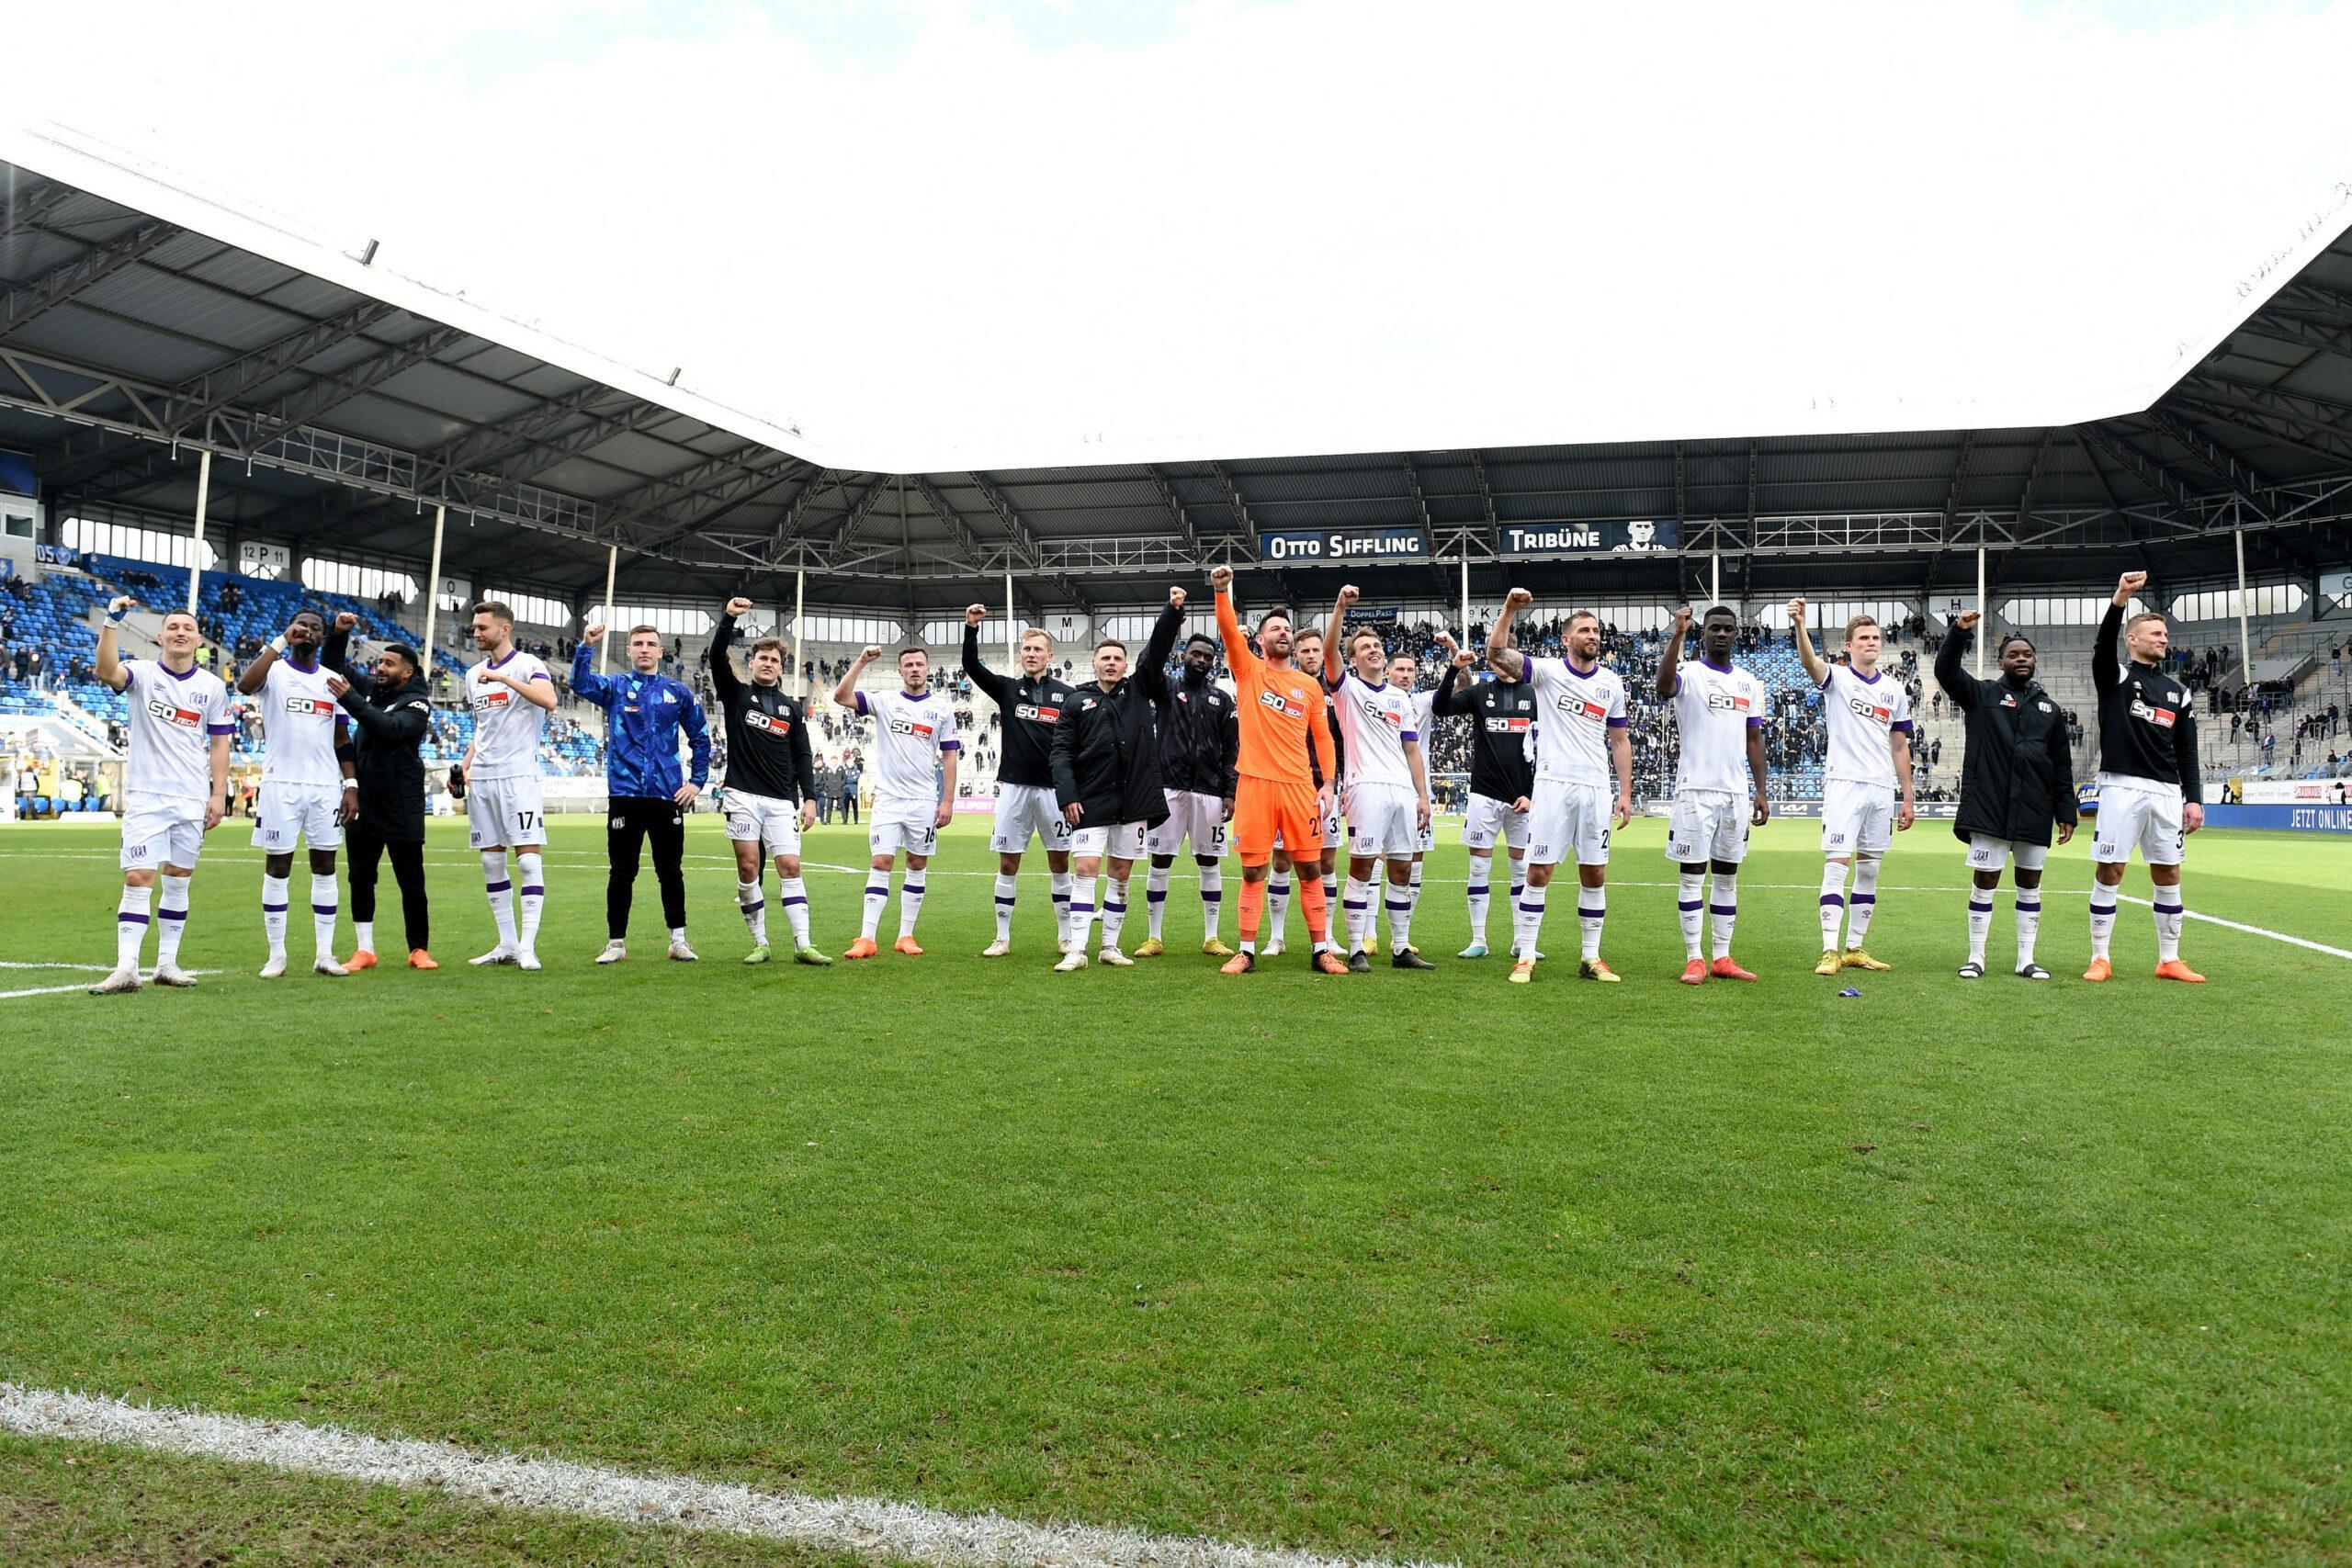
[1,814,2346,1564]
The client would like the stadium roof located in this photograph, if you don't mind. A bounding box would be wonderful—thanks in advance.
[3,123,2351,620]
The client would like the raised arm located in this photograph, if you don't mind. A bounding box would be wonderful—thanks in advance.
[707,598,748,704]
[1657,604,1692,700]
[1935,612,1979,709]
[1321,585,1358,691]
[96,596,132,692]
[1788,596,1827,685]
[960,605,1010,705]
[1140,589,1186,703]
[321,613,368,691]
[235,623,285,695]
[1430,646,1470,716]
[1210,566,1258,681]
[2095,572,2145,694]
[570,630,613,708]
[834,645,881,710]
[327,671,426,743]
[1485,589,1530,682]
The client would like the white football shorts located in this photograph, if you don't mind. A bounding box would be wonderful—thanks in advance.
[870,812,940,859]
[724,788,803,857]
[1820,777,1894,858]
[466,775,548,849]
[2090,775,2185,867]
[990,782,1070,855]
[1342,779,1419,860]
[253,779,344,852]
[1529,777,1613,867]
[1462,790,1531,852]
[1149,790,1227,858]
[1069,819,1148,861]
[120,796,206,871]
[1665,788,1749,865]
[1965,835,2051,873]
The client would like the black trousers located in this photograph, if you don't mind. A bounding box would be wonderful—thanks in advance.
[346,828,429,953]
[608,795,687,938]
[838,790,858,822]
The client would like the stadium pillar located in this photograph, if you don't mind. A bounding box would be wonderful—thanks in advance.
[597,544,617,673]
[2234,525,2252,681]
[185,448,212,613]
[1005,569,1015,665]
[794,565,807,701]
[1460,552,1469,633]
[1710,550,1720,605]
[1975,546,1986,678]
[420,504,447,678]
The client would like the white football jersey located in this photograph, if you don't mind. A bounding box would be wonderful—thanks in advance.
[1526,657,1628,786]
[258,656,345,787]
[466,651,551,782]
[1670,658,1765,796]
[121,660,232,804]
[858,686,959,808]
[1821,664,1913,787]
[1329,671,1417,788]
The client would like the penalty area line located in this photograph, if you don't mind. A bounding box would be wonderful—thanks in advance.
[0,1384,1443,1568]
[2109,894,2352,962]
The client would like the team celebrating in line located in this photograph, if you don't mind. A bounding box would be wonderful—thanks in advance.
[86,568,2206,991]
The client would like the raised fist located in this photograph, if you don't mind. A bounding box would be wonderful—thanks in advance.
[1337,584,1361,607]
[1433,630,1457,653]
[1209,565,1234,593]
[726,596,753,618]
[1168,586,1187,609]
[965,603,987,627]
[2115,570,2148,605]
[334,612,358,632]
[860,644,884,662]
[1672,604,1694,632]
[1786,596,1807,626]
[107,595,132,615]
[1505,587,1533,611]
[1954,609,1982,632]
[582,622,606,645]
[1453,648,1476,671]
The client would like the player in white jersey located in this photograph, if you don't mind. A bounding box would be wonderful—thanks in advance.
[235,609,359,978]
[1261,627,1340,957]
[1657,604,1771,985]
[1388,651,1440,953]
[1320,587,1435,971]
[89,598,232,994]
[1790,599,1917,976]
[833,644,959,957]
[1487,592,1635,984]
[461,601,559,971]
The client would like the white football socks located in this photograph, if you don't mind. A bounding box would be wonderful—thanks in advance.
[1709,873,1739,960]
[2154,883,2184,962]
[1678,870,1705,960]
[860,872,889,941]
[156,873,190,970]
[311,873,340,960]
[2088,880,2118,959]
[1577,885,1605,962]
[481,851,519,951]
[994,874,1020,943]
[116,884,153,972]
[1513,883,1548,959]
[1144,863,1170,940]
[1819,862,1848,950]
[262,873,290,957]
[1102,875,1129,948]
[1846,857,1881,948]
[1343,875,1373,951]
[1068,875,1098,953]
[1966,888,1994,964]
[2015,888,2041,967]
[1197,857,1223,941]
[778,877,810,948]
[738,876,767,942]
[897,873,926,940]
[1465,851,1492,945]
[514,852,544,953]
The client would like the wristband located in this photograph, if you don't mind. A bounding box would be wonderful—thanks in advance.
[268,635,288,655]
[107,604,128,624]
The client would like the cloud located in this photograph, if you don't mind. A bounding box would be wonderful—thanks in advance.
[12,0,2352,471]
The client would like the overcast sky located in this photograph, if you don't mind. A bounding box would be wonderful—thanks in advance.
[13,0,2352,472]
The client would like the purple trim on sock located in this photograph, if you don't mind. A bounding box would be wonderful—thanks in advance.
[520,886,543,897]
[743,900,766,914]
[1850,894,1876,905]
[1709,903,1737,916]
[1269,881,1290,894]
[1819,895,1843,907]
[865,883,889,897]
[1969,899,1995,913]
[1678,899,1702,912]
[994,896,1017,907]
[158,909,186,922]
[1342,898,1368,911]
[483,880,512,894]
[1146,889,1168,902]
[1517,901,1545,913]
[119,913,150,925]
[2153,895,2183,911]
[1202,892,1221,902]
[261,902,289,913]
[2015,898,2041,911]
[781,896,806,908]
[1103,901,1125,913]
[1070,903,1095,916]
[1384,900,1410,911]
[311,904,337,915]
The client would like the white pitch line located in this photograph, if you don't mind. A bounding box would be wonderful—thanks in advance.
[0,1384,1442,1568]
[2109,893,2352,962]
[0,968,221,1000]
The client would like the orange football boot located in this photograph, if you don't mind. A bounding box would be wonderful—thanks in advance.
[2082,956,2112,982]
[1710,955,1758,982]
[345,949,379,972]
[407,950,439,970]
[2154,959,2205,983]
[1679,959,1708,986]
[843,937,880,960]
[893,935,924,955]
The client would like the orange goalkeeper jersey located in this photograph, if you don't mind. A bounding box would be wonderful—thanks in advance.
[1216,589,1336,787]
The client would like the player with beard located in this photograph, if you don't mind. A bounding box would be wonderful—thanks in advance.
[2086,571,2204,982]
[322,614,436,970]
[1487,593,1634,984]
[88,597,232,994]
[1390,649,1438,953]
[1430,628,1534,958]
[1211,567,1350,975]
[711,598,828,965]
[833,643,958,957]
[461,601,559,971]
[1320,586,1435,971]
[1261,626,1340,957]
[1657,604,1770,984]
[964,604,1079,956]
[1139,621,1239,958]
[236,608,359,977]
[1936,608,2076,979]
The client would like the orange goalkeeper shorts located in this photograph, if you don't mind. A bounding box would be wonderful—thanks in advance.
[1231,776,1323,863]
